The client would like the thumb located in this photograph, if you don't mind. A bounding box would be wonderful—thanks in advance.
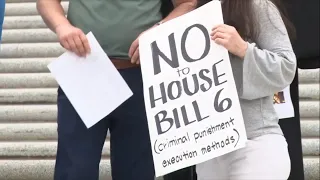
[129,39,139,57]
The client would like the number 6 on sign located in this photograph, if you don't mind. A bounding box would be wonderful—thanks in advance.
[139,1,247,177]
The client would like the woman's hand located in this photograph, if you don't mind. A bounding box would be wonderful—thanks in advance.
[211,24,248,59]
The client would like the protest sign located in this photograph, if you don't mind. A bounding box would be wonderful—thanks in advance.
[273,86,295,119]
[139,1,247,177]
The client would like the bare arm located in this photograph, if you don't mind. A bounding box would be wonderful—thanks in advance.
[37,0,90,56]
[36,0,70,32]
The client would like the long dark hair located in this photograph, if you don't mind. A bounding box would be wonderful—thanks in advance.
[199,0,296,41]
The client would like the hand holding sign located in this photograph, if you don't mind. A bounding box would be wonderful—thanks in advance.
[211,24,248,59]
[139,1,247,177]
[129,25,158,64]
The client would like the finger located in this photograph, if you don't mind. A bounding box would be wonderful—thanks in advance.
[212,24,226,31]
[211,27,226,36]
[60,39,71,51]
[131,47,140,64]
[73,35,86,56]
[214,38,228,46]
[128,39,139,58]
[79,33,91,54]
[219,24,237,34]
[67,37,79,55]
[211,32,227,40]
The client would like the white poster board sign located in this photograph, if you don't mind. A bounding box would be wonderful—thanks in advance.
[139,1,247,177]
[273,86,295,119]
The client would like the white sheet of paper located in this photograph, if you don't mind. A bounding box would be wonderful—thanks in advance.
[47,32,133,128]
[274,86,295,119]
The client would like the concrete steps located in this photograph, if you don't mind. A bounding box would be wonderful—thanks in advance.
[1,0,319,180]
[0,160,112,180]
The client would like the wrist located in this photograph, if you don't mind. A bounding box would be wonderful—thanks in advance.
[54,22,71,33]
[238,41,248,59]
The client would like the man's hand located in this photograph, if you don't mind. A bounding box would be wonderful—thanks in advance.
[37,0,90,56]
[128,37,140,64]
[128,27,154,64]
[55,24,91,57]
[128,0,197,64]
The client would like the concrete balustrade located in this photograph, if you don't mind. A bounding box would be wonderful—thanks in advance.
[0,58,54,73]
[0,120,318,140]
[4,2,68,16]
[299,69,320,83]
[0,123,57,141]
[0,43,65,58]
[2,16,47,29]
[0,88,57,104]
[299,101,320,118]
[0,73,58,88]
[0,85,319,103]
[299,84,320,100]
[0,105,57,122]
[0,1,319,180]
[0,142,111,157]
[300,121,320,137]
[6,0,68,2]
[1,29,58,43]
[0,160,112,180]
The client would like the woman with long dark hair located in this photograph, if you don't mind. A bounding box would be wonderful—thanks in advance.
[196,0,297,179]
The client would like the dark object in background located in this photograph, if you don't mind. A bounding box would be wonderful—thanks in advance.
[284,0,319,69]
[161,0,174,20]
[163,166,196,180]
[278,0,320,179]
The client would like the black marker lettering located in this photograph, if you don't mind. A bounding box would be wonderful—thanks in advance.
[149,82,167,108]
[151,33,179,75]
[212,59,227,86]
[181,24,210,62]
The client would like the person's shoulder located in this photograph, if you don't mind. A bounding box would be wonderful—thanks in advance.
[252,0,280,15]
[251,0,288,39]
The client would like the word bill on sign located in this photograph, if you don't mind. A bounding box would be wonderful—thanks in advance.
[139,1,247,177]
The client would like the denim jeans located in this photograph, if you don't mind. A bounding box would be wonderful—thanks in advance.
[54,67,155,180]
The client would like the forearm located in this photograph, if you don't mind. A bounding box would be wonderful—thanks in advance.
[240,43,296,100]
[239,0,297,100]
[36,0,70,32]
[162,0,197,23]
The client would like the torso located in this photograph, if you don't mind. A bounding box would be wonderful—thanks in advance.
[230,53,283,139]
[67,0,163,59]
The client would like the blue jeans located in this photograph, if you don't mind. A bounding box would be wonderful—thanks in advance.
[54,67,155,180]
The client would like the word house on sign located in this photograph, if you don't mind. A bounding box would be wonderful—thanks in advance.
[139,1,247,177]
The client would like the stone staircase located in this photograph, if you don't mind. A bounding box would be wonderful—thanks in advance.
[0,0,319,179]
